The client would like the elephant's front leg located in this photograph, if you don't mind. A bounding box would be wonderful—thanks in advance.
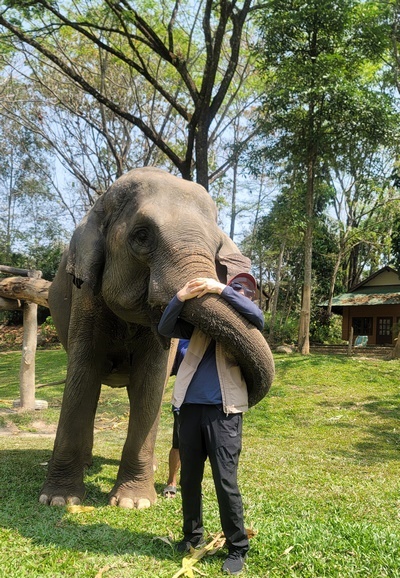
[39,348,103,506]
[109,336,171,509]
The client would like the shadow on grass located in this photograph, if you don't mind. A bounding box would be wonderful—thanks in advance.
[0,448,175,560]
[274,353,353,372]
[320,394,400,464]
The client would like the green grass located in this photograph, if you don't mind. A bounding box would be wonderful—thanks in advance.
[0,350,400,577]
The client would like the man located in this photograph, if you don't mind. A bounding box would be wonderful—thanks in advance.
[158,273,264,576]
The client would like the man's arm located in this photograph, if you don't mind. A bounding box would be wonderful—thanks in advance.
[158,277,264,338]
[179,277,264,331]
[158,295,194,339]
[221,285,264,331]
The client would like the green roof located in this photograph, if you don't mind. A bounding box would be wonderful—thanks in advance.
[321,285,400,308]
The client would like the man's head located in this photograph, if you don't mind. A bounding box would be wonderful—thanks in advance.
[228,273,258,301]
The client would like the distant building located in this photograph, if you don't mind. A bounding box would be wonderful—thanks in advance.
[321,266,400,346]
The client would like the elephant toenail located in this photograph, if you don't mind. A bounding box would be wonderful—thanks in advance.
[51,496,67,506]
[67,496,81,505]
[119,497,134,509]
[136,498,151,510]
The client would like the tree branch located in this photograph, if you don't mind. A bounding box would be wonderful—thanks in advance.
[0,277,51,307]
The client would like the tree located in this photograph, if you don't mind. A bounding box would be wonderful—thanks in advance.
[0,0,257,189]
[325,72,400,287]
[246,188,304,341]
[252,0,395,353]
[0,81,62,258]
[390,214,400,274]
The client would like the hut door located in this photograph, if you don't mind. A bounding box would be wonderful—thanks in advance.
[376,317,393,345]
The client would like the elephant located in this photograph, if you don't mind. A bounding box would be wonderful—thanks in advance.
[40,167,274,509]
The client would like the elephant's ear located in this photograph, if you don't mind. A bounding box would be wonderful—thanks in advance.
[215,233,251,283]
[66,200,105,294]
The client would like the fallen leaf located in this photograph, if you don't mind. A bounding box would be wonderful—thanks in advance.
[246,527,258,539]
[153,536,174,546]
[94,562,129,577]
[95,565,111,578]
[66,505,95,513]
[172,533,226,578]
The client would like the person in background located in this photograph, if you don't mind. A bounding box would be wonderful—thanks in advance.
[163,339,189,498]
[158,273,263,576]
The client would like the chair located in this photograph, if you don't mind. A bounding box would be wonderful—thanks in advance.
[354,335,368,347]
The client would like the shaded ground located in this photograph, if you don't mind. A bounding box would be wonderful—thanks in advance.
[0,324,59,352]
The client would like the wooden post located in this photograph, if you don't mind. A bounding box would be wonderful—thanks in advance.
[18,301,38,411]
[0,266,50,412]
[389,330,400,359]
[347,326,354,357]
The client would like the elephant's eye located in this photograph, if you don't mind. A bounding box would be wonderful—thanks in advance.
[134,229,149,245]
[129,226,156,255]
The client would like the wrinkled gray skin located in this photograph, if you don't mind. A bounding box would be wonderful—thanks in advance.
[41,167,274,509]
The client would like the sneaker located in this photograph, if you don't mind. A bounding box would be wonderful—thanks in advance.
[222,551,246,575]
[175,537,206,553]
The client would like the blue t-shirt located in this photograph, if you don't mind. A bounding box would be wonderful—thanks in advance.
[183,340,222,405]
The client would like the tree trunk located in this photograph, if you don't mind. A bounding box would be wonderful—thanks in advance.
[19,301,38,411]
[195,117,210,189]
[298,157,314,355]
[327,247,344,316]
[229,159,238,240]
[0,265,42,277]
[269,241,285,343]
[347,242,360,289]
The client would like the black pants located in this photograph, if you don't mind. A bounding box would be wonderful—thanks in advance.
[178,404,249,555]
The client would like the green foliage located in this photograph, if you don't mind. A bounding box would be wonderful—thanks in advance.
[390,217,400,275]
[26,243,64,282]
[264,311,299,345]
[309,310,344,344]
[252,0,396,176]
[39,316,59,346]
[246,0,400,342]
[264,308,343,345]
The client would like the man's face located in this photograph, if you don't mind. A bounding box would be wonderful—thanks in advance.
[230,279,256,301]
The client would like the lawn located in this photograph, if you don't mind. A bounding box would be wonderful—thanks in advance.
[0,349,399,577]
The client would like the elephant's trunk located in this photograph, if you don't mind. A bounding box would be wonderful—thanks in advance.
[179,293,274,407]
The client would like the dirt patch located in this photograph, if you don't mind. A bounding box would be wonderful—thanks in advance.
[0,409,57,437]
[0,325,24,351]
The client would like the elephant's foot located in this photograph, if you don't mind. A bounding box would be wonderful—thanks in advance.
[109,480,157,510]
[39,481,85,507]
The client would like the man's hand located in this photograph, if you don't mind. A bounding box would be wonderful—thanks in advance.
[177,278,226,301]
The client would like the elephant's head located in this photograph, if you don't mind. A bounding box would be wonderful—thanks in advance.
[66,167,274,405]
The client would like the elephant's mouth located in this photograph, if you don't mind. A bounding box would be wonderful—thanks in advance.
[178,294,274,407]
